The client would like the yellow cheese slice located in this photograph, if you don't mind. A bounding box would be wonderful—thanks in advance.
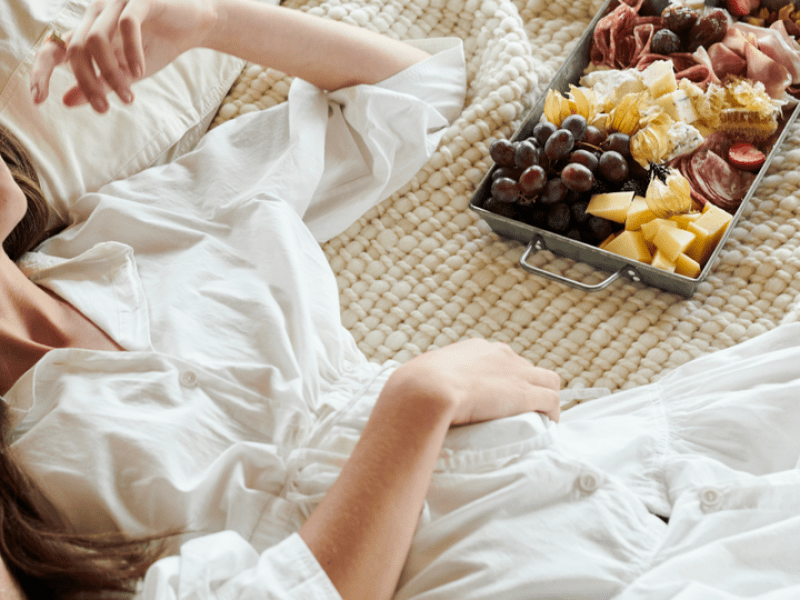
[587,191,635,223]
[604,229,652,263]
[669,211,702,228]
[625,196,658,231]
[675,253,702,278]
[651,249,677,272]
[641,218,678,243]
[685,204,733,264]
[653,226,696,262]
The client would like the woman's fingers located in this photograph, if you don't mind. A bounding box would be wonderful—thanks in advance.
[118,1,148,79]
[30,34,69,104]
[67,0,138,111]
[391,339,562,426]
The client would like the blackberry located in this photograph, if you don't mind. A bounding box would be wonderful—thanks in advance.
[648,163,670,183]
[590,176,610,195]
[620,178,647,197]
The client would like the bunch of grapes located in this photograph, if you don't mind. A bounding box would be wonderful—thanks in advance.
[484,114,650,246]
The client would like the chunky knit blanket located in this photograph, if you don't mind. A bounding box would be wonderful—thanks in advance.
[211,0,800,405]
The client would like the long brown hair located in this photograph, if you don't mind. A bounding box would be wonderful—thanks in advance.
[0,401,168,599]
[0,125,169,596]
[1,124,52,261]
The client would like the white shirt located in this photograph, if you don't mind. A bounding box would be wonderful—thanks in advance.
[5,36,800,599]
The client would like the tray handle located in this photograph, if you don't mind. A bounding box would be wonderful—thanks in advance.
[520,235,641,293]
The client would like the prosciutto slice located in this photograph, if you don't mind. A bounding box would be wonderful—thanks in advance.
[670,133,756,212]
[740,21,800,84]
[706,23,796,99]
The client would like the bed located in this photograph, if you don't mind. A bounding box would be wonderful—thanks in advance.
[210,0,800,408]
[3,1,800,596]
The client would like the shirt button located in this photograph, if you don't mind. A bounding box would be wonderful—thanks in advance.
[180,370,198,388]
[578,472,600,493]
[700,487,722,509]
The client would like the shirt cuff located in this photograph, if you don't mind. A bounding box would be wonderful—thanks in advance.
[137,531,342,600]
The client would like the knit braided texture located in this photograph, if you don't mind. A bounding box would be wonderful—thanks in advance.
[211,0,800,404]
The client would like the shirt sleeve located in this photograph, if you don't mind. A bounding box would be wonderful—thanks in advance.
[87,38,466,243]
[137,532,342,600]
[302,37,466,241]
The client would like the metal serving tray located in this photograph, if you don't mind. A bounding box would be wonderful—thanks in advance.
[469,0,800,297]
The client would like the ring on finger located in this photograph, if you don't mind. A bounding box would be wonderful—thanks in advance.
[47,30,67,49]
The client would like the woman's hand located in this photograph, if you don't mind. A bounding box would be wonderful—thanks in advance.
[31,0,431,113]
[31,0,218,112]
[383,338,561,424]
[300,339,559,600]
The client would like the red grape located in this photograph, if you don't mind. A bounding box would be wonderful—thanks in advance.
[598,151,629,183]
[561,114,588,142]
[519,165,548,196]
[534,121,558,146]
[540,177,568,205]
[545,129,575,161]
[489,139,517,167]
[600,132,631,158]
[491,177,520,203]
[515,140,541,170]
[547,203,571,232]
[583,126,606,147]
[561,162,594,192]
[569,149,599,172]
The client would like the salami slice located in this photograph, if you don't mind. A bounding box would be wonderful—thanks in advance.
[591,0,664,69]
[670,133,756,211]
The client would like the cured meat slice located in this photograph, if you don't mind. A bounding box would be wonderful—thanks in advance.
[707,42,747,79]
[744,42,792,99]
[670,133,756,211]
[742,21,800,84]
[591,0,664,69]
[637,52,716,85]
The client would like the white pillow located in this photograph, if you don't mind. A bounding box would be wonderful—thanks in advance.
[0,0,251,225]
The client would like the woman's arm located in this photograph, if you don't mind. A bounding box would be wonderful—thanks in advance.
[31,0,430,112]
[300,338,561,600]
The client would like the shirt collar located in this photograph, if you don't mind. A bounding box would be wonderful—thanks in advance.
[18,241,153,352]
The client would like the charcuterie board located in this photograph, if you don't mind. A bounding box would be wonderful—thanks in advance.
[469,0,800,297]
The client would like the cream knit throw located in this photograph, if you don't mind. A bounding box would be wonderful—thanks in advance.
[211,0,800,405]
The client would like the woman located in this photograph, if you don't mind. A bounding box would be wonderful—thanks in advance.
[3,1,800,599]
[3,0,563,598]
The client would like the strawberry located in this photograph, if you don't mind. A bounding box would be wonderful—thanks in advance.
[726,0,752,16]
[728,142,766,171]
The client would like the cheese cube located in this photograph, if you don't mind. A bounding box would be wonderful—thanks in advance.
[587,191,635,223]
[685,204,733,264]
[641,218,678,243]
[675,253,702,278]
[651,249,677,272]
[625,196,657,231]
[653,226,696,262]
[670,211,702,228]
[604,229,652,263]
[642,60,677,98]
[655,89,698,123]
[598,232,618,250]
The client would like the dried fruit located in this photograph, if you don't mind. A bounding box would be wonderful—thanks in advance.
[685,9,729,52]
[651,29,682,55]
[661,4,699,32]
[645,168,693,218]
[728,142,766,171]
